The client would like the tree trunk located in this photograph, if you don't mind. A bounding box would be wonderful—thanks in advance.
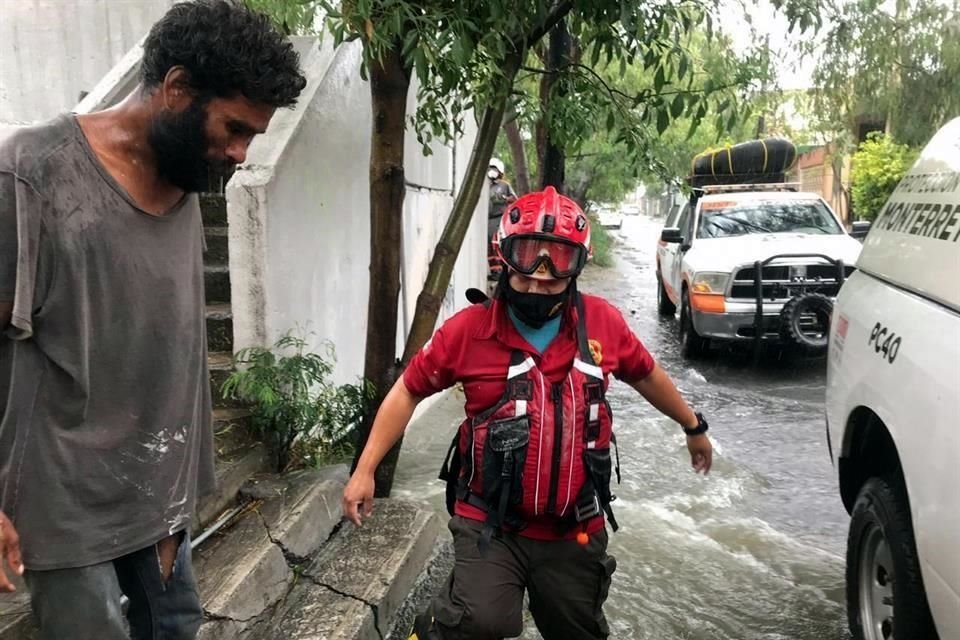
[540,19,570,190]
[361,57,521,497]
[352,44,412,498]
[401,54,522,363]
[503,106,531,195]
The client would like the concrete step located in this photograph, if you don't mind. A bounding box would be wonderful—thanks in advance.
[386,534,454,640]
[205,264,231,305]
[205,226,229,266]
[200,193,228,226]
[206,303,234,354]
[196,409,268,531]
[194,466,350,640]
[255,500,442,640]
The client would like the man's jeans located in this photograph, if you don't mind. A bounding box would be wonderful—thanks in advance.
[23,532,202,640]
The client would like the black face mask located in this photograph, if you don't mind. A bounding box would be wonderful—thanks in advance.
[148,98,231,193]
[502,277,569,328]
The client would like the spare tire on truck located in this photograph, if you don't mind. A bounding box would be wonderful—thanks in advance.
[780,293,834,351]
[689,138,798,188]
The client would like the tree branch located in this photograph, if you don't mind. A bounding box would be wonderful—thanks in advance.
[516,0,575,50]
[520,62,746,105]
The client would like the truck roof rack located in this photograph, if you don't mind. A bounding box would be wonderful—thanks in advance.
[697,182,801,194]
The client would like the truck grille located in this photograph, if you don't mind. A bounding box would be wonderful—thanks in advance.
[729,264,856,300]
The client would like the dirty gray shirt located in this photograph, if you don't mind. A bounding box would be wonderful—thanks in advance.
[0,115,215,570]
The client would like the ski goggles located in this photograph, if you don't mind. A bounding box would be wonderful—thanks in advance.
[500,234,588,279]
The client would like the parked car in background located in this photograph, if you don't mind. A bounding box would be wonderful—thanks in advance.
[597,207,624,230]
[656,184,863,358]
[826,117,960,640]
[620,203,641,216]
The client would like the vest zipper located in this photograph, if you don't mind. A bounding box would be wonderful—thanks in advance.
[546,381,564,514]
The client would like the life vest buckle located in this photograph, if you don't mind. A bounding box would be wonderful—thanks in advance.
[574,492,601,522]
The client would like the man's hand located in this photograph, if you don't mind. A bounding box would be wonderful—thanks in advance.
[341,471,375,527]
[686,434,713,475]
[0,511,23,592]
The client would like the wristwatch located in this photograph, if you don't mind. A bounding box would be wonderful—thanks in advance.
[682,412,709,436]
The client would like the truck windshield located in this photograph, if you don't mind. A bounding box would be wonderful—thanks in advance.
[697,200,843,239]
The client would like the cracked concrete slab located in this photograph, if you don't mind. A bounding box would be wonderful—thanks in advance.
[259,500,441,640]
[195,508,294,626]
[195,464,349,637]
[248,465,349,559]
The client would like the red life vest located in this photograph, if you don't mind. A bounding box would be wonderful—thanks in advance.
[440,293,620,548]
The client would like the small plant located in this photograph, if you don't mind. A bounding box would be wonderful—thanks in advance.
[222,333,372,472]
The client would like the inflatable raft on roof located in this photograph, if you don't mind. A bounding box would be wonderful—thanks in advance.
[688,138,798,188]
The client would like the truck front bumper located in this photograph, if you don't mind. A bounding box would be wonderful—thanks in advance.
[692,301,788,341]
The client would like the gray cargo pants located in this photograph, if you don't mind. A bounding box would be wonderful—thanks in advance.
[423,515,617,640]
[23,531,202,640]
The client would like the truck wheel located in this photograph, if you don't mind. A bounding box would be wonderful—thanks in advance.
[679,289,709,358]
[657,273,676,316]
[846,475,938,640]
[780,293,833,351]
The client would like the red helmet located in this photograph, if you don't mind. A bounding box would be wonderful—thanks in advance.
[495,186,591,279]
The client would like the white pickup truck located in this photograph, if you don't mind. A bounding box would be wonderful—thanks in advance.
[655,184,866,357]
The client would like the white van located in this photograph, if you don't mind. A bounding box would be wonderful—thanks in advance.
[826,118,960,640]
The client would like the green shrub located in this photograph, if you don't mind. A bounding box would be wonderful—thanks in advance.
[222,333,373,471]
[587,214,615,267]
[850,133,919,221]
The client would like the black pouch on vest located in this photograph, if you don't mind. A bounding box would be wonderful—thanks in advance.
[482,416,530,509]
[584,448,613,503]
[583,447,619,531]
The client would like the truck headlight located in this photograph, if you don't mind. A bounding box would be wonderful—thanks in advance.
[691,272,730,295]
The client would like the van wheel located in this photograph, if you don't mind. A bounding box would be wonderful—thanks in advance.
[657,273,676,316]
[846,475,938,640]
[679,289,709,358]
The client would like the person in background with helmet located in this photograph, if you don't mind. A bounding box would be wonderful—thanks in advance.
[342,187,713,640]
[487,158,517,279]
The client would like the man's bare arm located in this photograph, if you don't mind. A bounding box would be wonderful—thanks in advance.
[0,301,11,332]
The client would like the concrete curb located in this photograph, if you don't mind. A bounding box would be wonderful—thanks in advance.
[195,465,349,640]
[260,500,442,640]
[386,533,454,639]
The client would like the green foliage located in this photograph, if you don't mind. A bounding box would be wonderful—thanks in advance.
[807,0,960,147]
[317,0,817,160]
[850,133,918,221]
[222,333,373,471]
[586,215,614,268]
[243,0,322,35]
[499,22,787,204]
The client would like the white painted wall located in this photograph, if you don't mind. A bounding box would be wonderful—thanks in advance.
[0,0,175,126]
[228,37,487,387]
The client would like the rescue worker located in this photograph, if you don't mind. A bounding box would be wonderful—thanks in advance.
[486,158,517,279]
[342,186,713,639]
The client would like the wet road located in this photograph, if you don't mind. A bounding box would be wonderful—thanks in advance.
[394,214,852,639]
